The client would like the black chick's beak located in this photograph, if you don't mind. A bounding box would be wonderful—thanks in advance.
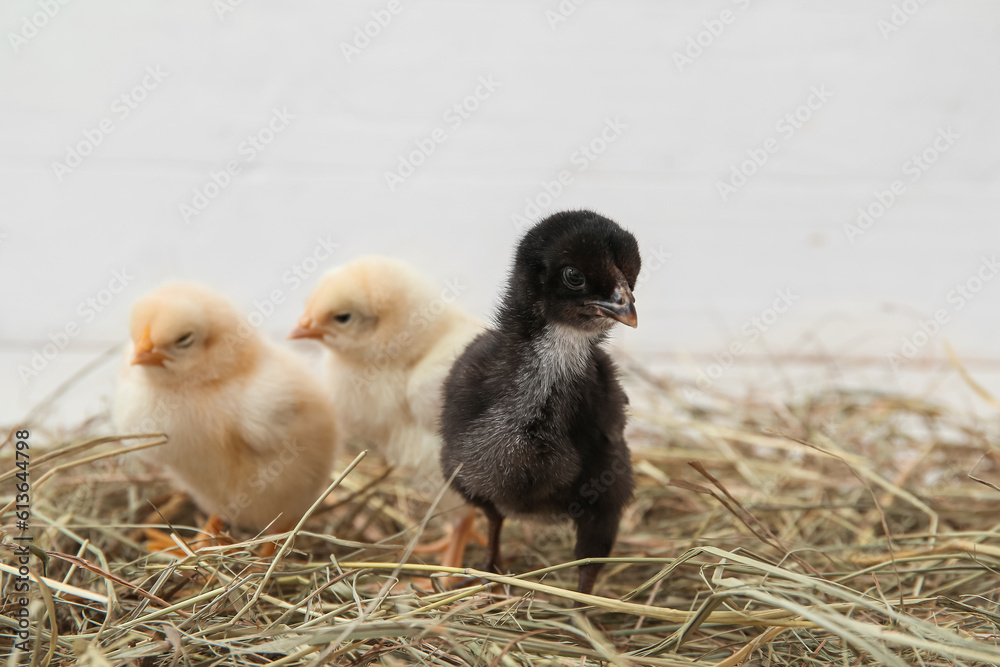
[586,282,637,328]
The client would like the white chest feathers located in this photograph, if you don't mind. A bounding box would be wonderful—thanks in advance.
[525,324,594,389]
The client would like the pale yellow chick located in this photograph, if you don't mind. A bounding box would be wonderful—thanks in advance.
[290,256,482,567]
[114,283,336,548]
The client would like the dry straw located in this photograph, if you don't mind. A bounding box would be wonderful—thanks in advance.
[2,357,999,665]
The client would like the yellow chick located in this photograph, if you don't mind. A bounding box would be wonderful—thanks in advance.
[290,256,482,567]
[114,283,336,550]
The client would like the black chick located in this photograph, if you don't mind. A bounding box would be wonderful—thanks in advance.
[440,209,640,596]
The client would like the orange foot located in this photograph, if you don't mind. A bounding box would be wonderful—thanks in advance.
[408,507,485,589]
[145,514,229,556]
[254,517,306,559]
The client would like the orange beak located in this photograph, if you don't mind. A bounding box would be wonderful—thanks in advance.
[131,326,168,366]
[288,315,324,341]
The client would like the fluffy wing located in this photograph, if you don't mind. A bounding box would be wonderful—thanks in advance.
[234,345,336,459]
[225,345,337,527]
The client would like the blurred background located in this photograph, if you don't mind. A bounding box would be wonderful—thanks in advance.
[1,1,998,427]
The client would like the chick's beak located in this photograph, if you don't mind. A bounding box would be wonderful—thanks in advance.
[130,326,168,366]
[587,282,638,328]
[288,315,324,340]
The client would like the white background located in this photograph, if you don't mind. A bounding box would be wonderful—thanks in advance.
[1,1,998,427]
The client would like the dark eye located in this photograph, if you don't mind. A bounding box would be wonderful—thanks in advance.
[562,267,586,290]
[332,313,352,324]
[175,333,194,348]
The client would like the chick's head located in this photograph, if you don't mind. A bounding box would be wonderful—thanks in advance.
[513,210,641,333]
[291,256,440,363]
[128,283,258,385]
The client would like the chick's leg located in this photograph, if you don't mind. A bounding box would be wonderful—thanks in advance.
[257,516,311,558]
[442,503,504,591]
[411,533,454,555]
[574,511,620,597]
[201,514,228,543]
[412,505,488,558]
[134,491,189,548]
[144,514,228,554]
[144,529,182,554]
[440,507,481,567]
[478,503,505,574]
[141,491,189,526]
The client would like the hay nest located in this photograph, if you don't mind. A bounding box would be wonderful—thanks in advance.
[2,359,1000,666]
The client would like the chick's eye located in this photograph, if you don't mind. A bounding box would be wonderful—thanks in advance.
[561,267,586,290]
[332,313,352,324]
[175,333,194,348]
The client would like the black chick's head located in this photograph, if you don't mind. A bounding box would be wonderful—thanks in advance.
[509,210,641,334]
